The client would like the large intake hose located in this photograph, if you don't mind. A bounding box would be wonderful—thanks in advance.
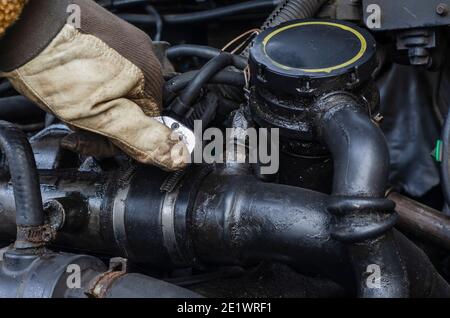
[191,172,450,298]
[191,172,353,286]
[0,165,447,297]
[0,121,49,250]
[318,94,409,298]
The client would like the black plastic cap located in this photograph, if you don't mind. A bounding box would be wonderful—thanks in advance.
[249,19,378,96]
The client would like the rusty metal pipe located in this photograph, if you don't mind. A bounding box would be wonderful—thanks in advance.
[389,192,450,250]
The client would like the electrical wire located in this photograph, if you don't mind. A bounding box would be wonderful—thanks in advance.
[222,28,261,55]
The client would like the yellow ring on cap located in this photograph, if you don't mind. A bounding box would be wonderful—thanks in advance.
[262,21,368,74]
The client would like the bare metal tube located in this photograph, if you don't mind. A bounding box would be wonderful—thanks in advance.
[390,192,450,251]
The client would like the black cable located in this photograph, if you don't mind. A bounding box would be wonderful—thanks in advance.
[146,5,163,41]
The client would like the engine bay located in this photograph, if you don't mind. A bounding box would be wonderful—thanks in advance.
[1,0,450,299]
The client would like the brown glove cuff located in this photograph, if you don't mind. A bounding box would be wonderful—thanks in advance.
[0,0,27,36]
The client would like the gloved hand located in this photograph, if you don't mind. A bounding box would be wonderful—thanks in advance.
[0,0,189,171]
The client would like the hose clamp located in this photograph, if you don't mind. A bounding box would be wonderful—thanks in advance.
[15,224,55,248]
[112,184,132,258]
[161,188,188,266]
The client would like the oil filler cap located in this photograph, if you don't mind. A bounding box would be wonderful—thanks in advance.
[249,19,377,95]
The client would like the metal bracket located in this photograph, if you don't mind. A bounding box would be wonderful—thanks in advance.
[363,0,450,31]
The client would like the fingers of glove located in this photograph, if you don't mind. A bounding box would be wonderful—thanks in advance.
[4,23,164,119]
[67,98,190,171]
[61,131,120,159]
[1,24,188,170]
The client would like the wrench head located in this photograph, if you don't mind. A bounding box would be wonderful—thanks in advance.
[155,116,196,154]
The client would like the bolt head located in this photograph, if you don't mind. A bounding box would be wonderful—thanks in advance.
[437,3,448,16]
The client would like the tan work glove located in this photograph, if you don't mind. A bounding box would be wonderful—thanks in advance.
[0,0,189,171]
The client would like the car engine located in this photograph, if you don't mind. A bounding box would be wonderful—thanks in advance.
[1,0,450,299]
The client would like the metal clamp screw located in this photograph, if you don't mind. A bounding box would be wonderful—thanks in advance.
[436,3,448,16]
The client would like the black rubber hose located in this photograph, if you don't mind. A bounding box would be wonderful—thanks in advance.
[166,44,248,70]
[164,0,279,24]
[165,70,245,97]
[169,52,242,117]
[441,108,450,207]
[0,121,44,238]
[0,96,45,123]
[167,45,221,61]
[262,0,328,29]
[100,0,148,9]
[0,81,13,95]
[192,173,450,298]
[146,5,163,42]
[116,13,156,24]
[117,1,278,25]
[319,94,409,298]
[241,0,329,58]
[193,173,353,287]
[0,165,445,297]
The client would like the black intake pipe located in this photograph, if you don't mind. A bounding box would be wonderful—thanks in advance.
[319,94,409,298]
[191,172,450,298]
[191,172,353,286]
[0,166,447,297]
